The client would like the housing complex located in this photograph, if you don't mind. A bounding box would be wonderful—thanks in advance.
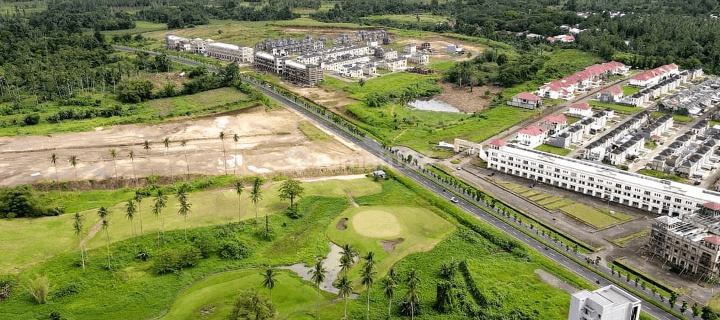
[165,34,254,63]
[568,285,641,320]
[536,61,629,100]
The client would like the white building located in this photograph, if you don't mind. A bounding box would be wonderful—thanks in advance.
[447,44,463,54]
[486,143,720,215]
[206,43,253,63]
[515,125,548,148]
[569,285,641,320]
[568,102,593,118]
[379,58,407,71]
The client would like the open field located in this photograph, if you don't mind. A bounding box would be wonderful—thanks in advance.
[0,104,378,188]
[558,203,632,229]
[327,205,456,282]
[622,85,641,96]
[100,21,167,36]
[610,229,650,248]
[589,100,642,114]
[0,177,382,273]
[535,143,571,156]
[360,14,450,25]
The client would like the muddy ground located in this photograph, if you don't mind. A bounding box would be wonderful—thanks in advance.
[0,107,380,187]
[435,83,503,113]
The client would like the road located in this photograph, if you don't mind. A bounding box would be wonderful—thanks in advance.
[114,45,683,320]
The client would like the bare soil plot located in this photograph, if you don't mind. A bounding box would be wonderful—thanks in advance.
[434,83,503,113]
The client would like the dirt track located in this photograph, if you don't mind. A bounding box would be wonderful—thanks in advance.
[0,107,379,187]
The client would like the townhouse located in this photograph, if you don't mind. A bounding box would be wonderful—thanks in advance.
[568,102,592,117]
[507,92,542,109]
[537,61,628,100]
[206,43,254,63]
[569,285,641,320]
[515,125,548,148]
[629,63,679,87]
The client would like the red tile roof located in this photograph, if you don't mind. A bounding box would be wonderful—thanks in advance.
[489,139,506,147]
[570,102,591,110]
[632,71,655,81]
[651,135,661,140]
[516,92,540,101]
[704,202,720,211]
[705,236,720,246]
[518,125,547,136]
[541,114,567,124]
[566,35,575,41]
[601,85,623,96]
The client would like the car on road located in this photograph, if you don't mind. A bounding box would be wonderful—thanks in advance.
[450,197,459,203]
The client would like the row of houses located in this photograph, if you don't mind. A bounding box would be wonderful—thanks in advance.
[581,110,654,163]
[485,142,720,216]
[628,63,680,87]
[254,52,324,85]
[622,71,690,107]
[333,29,391,45]
[165,34,254,63]
[660,76,720,117]
[254,35,325,54]
[536,61,629,100]
[547,108,614,149]
[649,121,719,179]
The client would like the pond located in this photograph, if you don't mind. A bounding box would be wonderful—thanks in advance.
[408,97,462,113]
[279,242,358,297]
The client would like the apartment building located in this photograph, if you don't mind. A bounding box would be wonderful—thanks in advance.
[283,60,324,85]
[206,43,253,63]
[254,51,284,74]
[569,285,641,320]
[486,143,720,215]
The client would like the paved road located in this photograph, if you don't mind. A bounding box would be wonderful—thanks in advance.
[113,45,683,320]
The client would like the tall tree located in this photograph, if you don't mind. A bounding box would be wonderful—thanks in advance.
[72,213,85,271]
[219,131,228,175]
[152,190,168,247]
[163,137,172,177]
[233,133,239,175]
[102,219,111,270]
[261,268,278,302]
[229,290,275,320]
[181,139,190,179]
[235,181,244,223]
[278,179,305,208]
[128,150,138,184]
[176,185,192,241]
[143,140,152,175]
[340,244,357,276]
[126,199,137,243]
[69,155,79,179]
[405,269,421,320]
[50,153,59,183]
[337,276,353,320]
[382,276,397,318]
[360,261,376,320]
[309,261,327,314]
[134,189,145,235]
[109,148,118,181]
[250,177,264,228]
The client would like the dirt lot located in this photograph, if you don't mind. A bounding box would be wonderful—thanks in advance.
[0,107,379,187]
[435,83,503,113]
[287,83,355,115]
[397,35,486,59]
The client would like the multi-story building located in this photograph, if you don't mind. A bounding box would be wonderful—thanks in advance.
[515,125,548,148]
[206,43,253,63]
[568,285,641,320]
[254,51,284,74]
[283,60,324,85]
[165,34,185,50]
[486,143,720,215]
[507,92,542,109]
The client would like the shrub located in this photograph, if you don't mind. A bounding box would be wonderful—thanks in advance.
[399,300,422,317]
[219,239,252,260]
[155,246,202,274]
[53,284,80,298]
[191,233,215,258]
[135,248,151,261]
[25,276,51,304]
[0,277,14,301]
[23,113,40,125]
[285,205,301,219]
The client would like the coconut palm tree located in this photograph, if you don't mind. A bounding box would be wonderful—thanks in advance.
[143,140,152,175]
[235,181,243,223]
[360,263,376,320]
[50,153,59,183]
[363,251,376,271]
[163,137,172,177]
[337,276,353,320]
[128,150,138,185]
[134,189,144,235]
[340,244,357,275]
[250,177,263,228]
[69,155,78,179]
[101,219,111,270]
[233,133,239,175]
[152,190,168,247]
[382,276,397,318]
[405,269,421,320]
[109,148,118,181]
[126,199,137,243]
[180,139,190,180]
[176,186,192,241]
[340,254,353,277]
[309,261,327,313]
[261,268,278,302]
[219,131,228,175]
[97,206,109,220]
[72,213,85,271]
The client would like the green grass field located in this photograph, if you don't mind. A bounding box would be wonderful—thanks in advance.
[535,144,571,156]
[298,121,331,142]
[99,21,167,36]
[559,203,632,229]
[610,229,650,248]
[327,205,456,282]
[360,14,450,25]
[639,169,688,183]
[0,178,382,272]
[589,100,641,114]
[622,85,641,96]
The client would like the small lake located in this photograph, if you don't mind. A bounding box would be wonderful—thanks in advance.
[408,97,462,113]
[278,242,357,297]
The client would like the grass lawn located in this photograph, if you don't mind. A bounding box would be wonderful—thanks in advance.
[161,269,343,320]
[639,169,688,183]
[360,14,449,25]
[0,178,382,273]
[529,193,552,202]
[651,111,692,123]
[99,21,167,36]
[559,203,630,229]
[298,120,331,142]
[535,143,571,156]
[326,205,456,284]
[622,85,641,96]
[589,101,641,114]
[610,229,650,248]
[546,199,574,209]
[538,196,564,206]
[566,115,582,124]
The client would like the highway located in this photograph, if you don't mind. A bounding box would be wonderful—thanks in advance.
[113,45,683,319]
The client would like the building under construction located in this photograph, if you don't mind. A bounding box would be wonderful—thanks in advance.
[283,60,324,86]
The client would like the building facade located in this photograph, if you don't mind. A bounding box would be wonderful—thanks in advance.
[568,285,641,320]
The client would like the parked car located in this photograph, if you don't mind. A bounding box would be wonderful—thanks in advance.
[450,197,459,203]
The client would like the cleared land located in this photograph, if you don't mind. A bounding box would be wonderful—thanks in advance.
[610,229,651,248]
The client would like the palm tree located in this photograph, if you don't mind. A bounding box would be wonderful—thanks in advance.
[97,206,109,220]
[143,140,152,175]
[235,181,243,223]
[102,219,111,270]
[382,276,396,318]
[337,276,353,319]
[109,149,118,181]
[250,177,263,228]
[134,190,144,235]
[340,254,354,277]
[152,190,168,247]
[219,131,228,175]
[233,133,239,175]
[176,186,192,241]
[261,268,278,302]
[72,213,85,271]
[128,150,138,185]
[340,244,357,274]
[309,261,327,313]
[50,153,59,183]
[363,251,376,271]
[126,199,137,243]
[180,139,190,179]
[360,263,376,320]
[69,155,78,179]
[405,269,421,320]
[163,137,172,177]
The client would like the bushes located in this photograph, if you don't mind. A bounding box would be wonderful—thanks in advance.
[0,186,64,219]
[23,113,40,126]
[117,79,154,103]
[53,284,80,298]
[219,239,252,260]
[0,277,14,301]
[155,246,202,274]
[25,276,51,304]
[458,260,487,307]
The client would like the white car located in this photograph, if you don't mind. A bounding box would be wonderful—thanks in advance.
[450,197,459,203]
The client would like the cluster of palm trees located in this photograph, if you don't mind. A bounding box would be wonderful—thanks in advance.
[49,131,246,184]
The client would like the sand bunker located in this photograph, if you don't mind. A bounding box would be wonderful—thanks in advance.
[352,210,401,238]
[336,217,348,230]
[379,238,405,253]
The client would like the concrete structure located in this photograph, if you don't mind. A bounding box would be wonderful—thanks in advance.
[568,102,593,118]
[486,143,720,215]
[378,58,407,71]
[447,44,463,54]
[568,285,641,320]
[515,125,548,148]
[507,92,542,109]
[206,43,253,63]
[283,60,324,85]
